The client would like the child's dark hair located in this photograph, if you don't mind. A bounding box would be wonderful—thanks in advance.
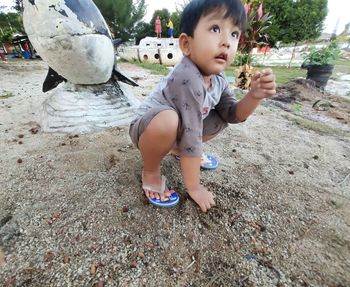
[180,0,247,36]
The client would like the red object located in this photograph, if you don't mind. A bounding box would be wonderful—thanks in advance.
[257,4,263,19]
[257,46,271,53]
[244,3,251,15]
[155,19,161,33]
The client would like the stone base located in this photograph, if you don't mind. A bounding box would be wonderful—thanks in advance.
[40,80,140,133]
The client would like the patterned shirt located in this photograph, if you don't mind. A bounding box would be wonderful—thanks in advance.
[136,56,239,157]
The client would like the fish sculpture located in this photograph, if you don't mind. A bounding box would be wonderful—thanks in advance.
[22,0,137,92]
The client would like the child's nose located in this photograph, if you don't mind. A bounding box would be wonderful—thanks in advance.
[221,33,231,48]
[221,37,230,48]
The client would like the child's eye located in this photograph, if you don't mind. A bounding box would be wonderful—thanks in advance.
[210,25,220,33]
[231,31,239,39]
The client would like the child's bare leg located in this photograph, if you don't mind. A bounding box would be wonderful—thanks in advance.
[203,132,219,142]
[170,132,219,156]
[138,110,178,200]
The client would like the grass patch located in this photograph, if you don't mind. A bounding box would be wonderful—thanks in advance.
[268,66,306,85]
[226,65,306,86]
[334,58,350,75]
[123,57,349,84]
[128,60,169,75]
[284,114,347,137]
[228,58,349,86]
[292,101,303,113]
[0,91,15,99]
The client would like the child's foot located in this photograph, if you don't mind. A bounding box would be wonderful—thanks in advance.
[187,185,215,212]
[142,170,172,201]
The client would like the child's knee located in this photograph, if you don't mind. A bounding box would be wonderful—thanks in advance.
[151,109,179,135]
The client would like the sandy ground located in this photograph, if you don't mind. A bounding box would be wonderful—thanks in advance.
[0,59,350,287]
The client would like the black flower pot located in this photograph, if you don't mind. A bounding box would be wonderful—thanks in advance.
[305,64,334,89]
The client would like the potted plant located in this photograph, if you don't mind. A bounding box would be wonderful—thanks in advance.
[302,41,341,89]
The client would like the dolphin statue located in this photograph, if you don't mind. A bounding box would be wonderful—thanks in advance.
[22,0,137,92]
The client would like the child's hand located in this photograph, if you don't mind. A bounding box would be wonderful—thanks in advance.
[187,184,215,212]
[249,68,276,100]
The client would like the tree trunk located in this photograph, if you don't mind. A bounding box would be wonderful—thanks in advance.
[288,42,297,68]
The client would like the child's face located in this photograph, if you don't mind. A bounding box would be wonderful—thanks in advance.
[187,10,241,76]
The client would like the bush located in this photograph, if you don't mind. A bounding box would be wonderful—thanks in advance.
[302,41,341,66]
[233,52,255,66]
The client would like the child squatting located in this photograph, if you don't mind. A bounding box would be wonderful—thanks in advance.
[129,0,276,212]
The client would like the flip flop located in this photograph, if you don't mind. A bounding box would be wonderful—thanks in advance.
[142,175,180,208]
[174,153,219,170]
[200,154,219,170]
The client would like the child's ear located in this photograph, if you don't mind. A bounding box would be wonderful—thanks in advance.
[179,33,191,56]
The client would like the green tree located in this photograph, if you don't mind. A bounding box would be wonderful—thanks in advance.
[93,0,146,41]
[0,12,24,36]
[134,22,153,44]
[264,0,327,66]
[134,8,182,43]
[265,0,327,44]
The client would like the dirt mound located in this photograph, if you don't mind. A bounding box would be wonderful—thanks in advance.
[272,78,350,128]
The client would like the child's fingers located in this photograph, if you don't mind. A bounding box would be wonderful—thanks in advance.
[260,72,275,83]
[260,82,276,90]
[260,89,276,97]
[252,71,261,81]
[261,68,273,75]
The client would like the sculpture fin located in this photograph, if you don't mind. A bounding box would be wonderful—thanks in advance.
[43,67,66,92]
[112,38,123,47]
[112,66,138,87]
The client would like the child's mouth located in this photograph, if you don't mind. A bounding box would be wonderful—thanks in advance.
[215,53,228,61]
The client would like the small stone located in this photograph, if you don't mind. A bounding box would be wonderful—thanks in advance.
[44,251,55,262]
[18,141,23,144]
[17,158,23,164]
[90,263,97,274]
[94,280,105,287]
[63,256,70,264]
[313,155,319,160]
[122,206,129,213]
[0,247,5,266]
[29,127,39,134]
[130,260,137,268]
[18,134,24,138]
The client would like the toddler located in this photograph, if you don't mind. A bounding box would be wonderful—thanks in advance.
[129,0,276,212]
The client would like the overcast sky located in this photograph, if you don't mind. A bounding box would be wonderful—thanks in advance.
[0,0,349,34]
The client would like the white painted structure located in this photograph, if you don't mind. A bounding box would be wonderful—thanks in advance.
[118,37,183,66]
